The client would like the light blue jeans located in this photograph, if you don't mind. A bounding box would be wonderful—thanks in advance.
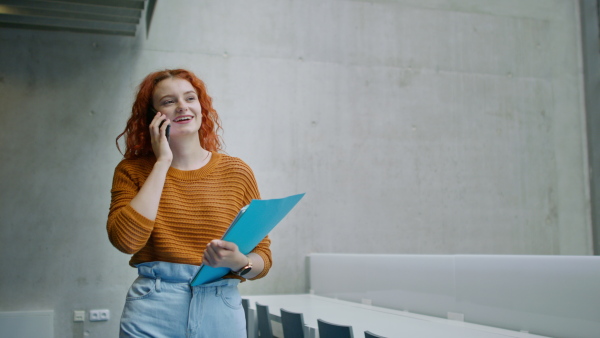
[119,261,246,338]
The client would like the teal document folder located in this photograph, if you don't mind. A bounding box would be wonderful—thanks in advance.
[190,193,305,286]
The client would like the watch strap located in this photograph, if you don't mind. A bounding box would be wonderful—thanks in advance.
[233,256,252,276]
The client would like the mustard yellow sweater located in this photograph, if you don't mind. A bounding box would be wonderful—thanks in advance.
[107,152,271,281]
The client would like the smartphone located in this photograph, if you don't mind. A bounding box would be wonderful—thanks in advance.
[159,120,171,141]
[149,106,170,141]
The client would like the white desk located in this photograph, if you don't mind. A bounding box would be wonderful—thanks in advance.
[242,294,550,338]
[308,254,600,338]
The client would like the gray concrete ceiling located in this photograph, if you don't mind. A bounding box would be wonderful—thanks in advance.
[0,0,155,36]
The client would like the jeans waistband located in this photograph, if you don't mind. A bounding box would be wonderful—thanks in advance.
[136,261,239,287]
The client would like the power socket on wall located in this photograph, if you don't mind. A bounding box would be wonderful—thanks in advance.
[89,309,110,322]
[447,312,465,322]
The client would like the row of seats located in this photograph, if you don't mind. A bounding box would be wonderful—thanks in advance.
[243,299,385,338]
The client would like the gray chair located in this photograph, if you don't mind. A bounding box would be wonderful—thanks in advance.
[242,299,250,335]
[256,302,274,338]
[317,319,354,338]
[280,308,305,338]
[364,331,386,338]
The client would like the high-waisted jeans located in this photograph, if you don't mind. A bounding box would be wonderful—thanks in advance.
[119,261,245,338]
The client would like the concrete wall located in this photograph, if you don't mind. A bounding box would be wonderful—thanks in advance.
[0,0,592,337]
[581,0,600,254]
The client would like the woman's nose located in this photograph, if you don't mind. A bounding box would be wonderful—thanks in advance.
[175,101,188,112]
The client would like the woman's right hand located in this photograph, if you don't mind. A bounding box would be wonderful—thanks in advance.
[149,112,173,164]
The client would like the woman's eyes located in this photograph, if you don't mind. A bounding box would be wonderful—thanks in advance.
[161,96,196,105]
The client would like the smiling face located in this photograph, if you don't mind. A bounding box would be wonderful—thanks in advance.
[152,77,203,137]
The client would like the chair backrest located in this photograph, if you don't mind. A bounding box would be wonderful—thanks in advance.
[256,302,273,338]
[242,298,250,335]
[364,330,386,338]
[317,318,354,338]
[280,308,305,338]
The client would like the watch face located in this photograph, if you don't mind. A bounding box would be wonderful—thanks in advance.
[239,267,252,276]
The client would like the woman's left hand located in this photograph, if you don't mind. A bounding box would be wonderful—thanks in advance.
[202,240,248,271]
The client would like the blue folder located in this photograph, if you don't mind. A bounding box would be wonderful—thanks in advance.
[190,193,305,286]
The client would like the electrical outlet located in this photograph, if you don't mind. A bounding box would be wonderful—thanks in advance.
[89,309,110,322]
[73,310,85,322]
[447,312,465,322]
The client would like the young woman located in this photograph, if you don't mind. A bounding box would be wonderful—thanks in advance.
[107,69,271,337]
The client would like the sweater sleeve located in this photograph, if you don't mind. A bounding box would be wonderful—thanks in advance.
[242,165,273,281]
[106,160,155,254]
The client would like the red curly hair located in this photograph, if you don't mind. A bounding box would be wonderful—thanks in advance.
[116,69,223,159]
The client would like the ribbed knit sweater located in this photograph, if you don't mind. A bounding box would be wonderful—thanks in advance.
[107,152,271,281]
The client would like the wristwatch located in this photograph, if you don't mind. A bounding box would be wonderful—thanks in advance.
[233,256,252,276]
